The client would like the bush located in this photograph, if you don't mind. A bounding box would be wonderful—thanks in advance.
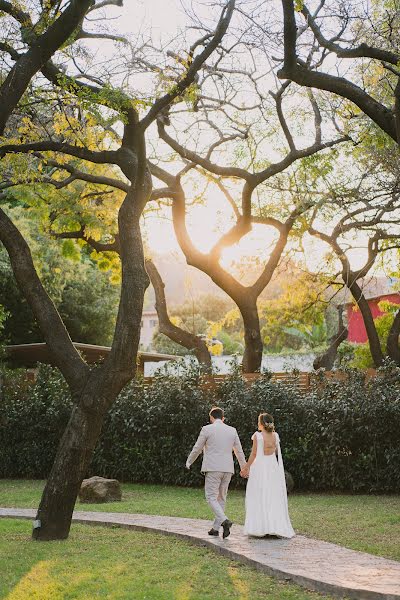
[0,366,72,478]
[0,363,399,492]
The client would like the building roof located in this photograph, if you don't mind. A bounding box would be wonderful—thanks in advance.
[4,342,180,369]
[332,277,400,306]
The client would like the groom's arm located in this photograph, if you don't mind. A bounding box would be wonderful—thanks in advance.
[186,427,207,469]
[233,430,247,470]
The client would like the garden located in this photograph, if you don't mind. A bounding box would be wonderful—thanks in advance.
[1,0,400,598]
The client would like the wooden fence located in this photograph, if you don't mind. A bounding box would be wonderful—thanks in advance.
[141,370,378,392]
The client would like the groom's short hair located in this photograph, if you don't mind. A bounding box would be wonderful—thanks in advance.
[209,406,224,420]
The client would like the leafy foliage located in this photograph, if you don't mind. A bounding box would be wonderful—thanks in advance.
[339,302,400,369]
[1,364,399,492]
[0,207,120,346]
[261,272,330,352]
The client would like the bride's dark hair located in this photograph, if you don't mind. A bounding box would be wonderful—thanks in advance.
[258,412,274,432]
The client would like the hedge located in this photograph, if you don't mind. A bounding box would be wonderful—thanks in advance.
[0,362,399,492]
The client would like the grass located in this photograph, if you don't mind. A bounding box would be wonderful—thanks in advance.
[0,518,332,600]
[0,480,399,561]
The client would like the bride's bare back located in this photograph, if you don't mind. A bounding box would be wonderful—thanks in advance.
[261,430,276,455]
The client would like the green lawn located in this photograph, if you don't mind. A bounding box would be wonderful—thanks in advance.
[0,480,399,561]
[0,518,330,600]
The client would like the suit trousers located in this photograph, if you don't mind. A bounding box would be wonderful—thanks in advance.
[204,471,232,529]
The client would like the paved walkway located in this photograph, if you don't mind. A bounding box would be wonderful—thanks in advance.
[1,507,399,600]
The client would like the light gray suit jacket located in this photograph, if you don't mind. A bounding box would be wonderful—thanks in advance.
[186,419,246,473]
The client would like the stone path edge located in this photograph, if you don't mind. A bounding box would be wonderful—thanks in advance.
[1,509,399,600]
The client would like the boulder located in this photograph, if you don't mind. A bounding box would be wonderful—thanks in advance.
[79,476,122,504]
[285,470,295,494]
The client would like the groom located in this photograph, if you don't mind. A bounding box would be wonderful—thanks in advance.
[186,406,247,539]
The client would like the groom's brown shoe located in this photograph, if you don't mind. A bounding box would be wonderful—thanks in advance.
[221,519,232,539]
[208,528,219,536]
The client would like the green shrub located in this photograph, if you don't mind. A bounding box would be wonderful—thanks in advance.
[0,366,72,478]
[0,363,399,492]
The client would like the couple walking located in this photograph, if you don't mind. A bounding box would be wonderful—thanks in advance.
[186,406,295,539]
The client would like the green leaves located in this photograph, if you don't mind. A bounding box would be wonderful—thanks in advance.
[61,239,81,261]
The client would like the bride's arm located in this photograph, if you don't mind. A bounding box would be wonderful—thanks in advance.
[241,436,257,477]
[247,437,257,468]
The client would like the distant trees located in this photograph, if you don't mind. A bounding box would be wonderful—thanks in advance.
[260,271,330,353]
[150,263,334,358]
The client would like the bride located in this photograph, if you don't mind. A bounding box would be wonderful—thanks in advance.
[242,412,295,538]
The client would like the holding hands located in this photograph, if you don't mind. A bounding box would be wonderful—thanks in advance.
[240,464,249,478]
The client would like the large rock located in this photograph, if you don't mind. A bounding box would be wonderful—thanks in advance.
[79,476,122,504]
[285,470,295,494]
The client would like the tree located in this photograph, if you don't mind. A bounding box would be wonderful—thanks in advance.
[0,0,235,539]
[313,307,348,370]
[278,0,400,144]
[151,71,347,370]
[308,167,400,367]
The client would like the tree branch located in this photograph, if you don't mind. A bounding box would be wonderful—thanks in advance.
[302,4,399,65]
[50,224,120,253]
[0,42,21,61]
[0,1,32,25]
[140,0,235,130]
[0,0,94,135]
[0,141,118,168]
[0,204,88,389]
[158,121,253,180]
[43,158,130,192]
[251,226,290,297]
[278,0,398,142]
[88,0,123,13]
[145,258,211,369]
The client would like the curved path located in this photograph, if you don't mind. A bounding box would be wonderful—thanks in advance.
[1,507,399,600]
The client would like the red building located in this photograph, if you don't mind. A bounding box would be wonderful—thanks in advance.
[343,278,400,343]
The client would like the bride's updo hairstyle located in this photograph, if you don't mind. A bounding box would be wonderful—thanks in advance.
[258,412,275,432]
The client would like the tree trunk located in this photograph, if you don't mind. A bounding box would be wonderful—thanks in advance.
[33,390,110,541]
[240,301,263,372]
[387,308,400,366]
[349,281,384,367]
[313,307,348,370]
[145,258,212,371]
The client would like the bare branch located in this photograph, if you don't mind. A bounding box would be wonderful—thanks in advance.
[43,158,130,192]
[278,0,398,143]
[140,0,235,130]
[302,4,399,65]
[88,0,123,13]
[0,42,21,62]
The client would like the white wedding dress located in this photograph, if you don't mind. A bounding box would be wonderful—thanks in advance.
[244,431,295,538]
